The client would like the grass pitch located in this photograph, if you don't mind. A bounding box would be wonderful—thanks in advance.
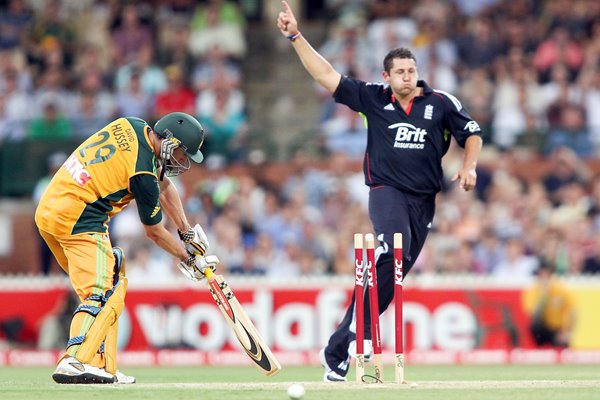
[1,364,598,400]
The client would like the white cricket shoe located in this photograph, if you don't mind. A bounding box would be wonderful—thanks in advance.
[52,356,115,384]
[114,370,136,384]
[348,339,373,363]
[319,348,347,382]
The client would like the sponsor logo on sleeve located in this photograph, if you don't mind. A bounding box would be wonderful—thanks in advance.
[464,121,481,133]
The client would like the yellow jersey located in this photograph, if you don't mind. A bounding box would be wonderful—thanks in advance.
[35,117,160,235]
[522,279,575,331]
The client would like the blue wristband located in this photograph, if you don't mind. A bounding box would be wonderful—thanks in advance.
[287,32,301,42]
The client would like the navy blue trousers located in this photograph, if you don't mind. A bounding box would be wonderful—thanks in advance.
[323,185,436,376]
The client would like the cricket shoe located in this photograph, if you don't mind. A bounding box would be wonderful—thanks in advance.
[348,339,373,363]
[114,370,136,384]
[52,356,115,384]
[319,348,347,382]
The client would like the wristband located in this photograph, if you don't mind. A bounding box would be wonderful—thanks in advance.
[287,31,301,42]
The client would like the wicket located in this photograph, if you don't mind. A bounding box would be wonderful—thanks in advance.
[353,232,404,384]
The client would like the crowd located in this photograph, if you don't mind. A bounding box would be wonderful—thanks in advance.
[0,0,248,162]
[3,0,600,280]
[317,0,600,159]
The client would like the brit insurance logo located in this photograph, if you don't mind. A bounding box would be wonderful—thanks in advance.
[389,122,427,149]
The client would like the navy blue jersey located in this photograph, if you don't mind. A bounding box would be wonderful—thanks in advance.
[333,77,482,195]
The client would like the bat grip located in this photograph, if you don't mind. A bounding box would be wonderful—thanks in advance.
[204,267,215,280]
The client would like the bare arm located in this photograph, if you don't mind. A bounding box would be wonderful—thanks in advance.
[143,223,189,262]
[277,1,341,93]
[158,175,190,233]
[451,135,483,191]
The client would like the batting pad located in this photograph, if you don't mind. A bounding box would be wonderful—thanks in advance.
[77,278,127,369]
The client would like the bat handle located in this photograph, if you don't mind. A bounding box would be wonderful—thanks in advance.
[204,267,215,280]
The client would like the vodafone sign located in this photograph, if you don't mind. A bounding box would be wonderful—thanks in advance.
[115,285,532,352]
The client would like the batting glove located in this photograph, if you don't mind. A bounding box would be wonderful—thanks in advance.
[178,254,219,282]
[178,224,209,256]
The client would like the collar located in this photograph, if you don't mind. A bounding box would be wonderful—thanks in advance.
[418,80,434,95]
[390,80,432,104]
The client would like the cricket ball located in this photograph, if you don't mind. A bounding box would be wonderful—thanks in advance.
[287,383,305,399]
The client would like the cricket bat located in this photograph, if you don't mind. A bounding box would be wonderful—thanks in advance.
[204,268,282,376]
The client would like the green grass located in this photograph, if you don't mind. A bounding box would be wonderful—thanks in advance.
[1,365,598,400]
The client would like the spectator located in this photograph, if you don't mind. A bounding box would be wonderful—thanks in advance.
[320,18,371,80]
[153,64,195,119]
[254,232,287,275]
[70,93,108,138]
[497,17,537,57]
[31,66,72,117]
[196,80,247,161]
[542,147,591,204]
[157,21,196,77]
[0,0,33,51]
[579,62,600,145]
[24,0,76,69]
[367,17,416,79]
[320,104,367,160]
[533,26,584,83]
[71,69,115,122]
[582,232,600,274]
[110,3,154,67]
[114,45,167,97]
[114,67,153,120]
[28,100,71,140]
[544,104,594,158]
[282,149,331,209]
[0,67,30,141]
[188,1,246,61]
[473,228,504,274]
[522,261,576,347]
[126,242,178,283]
[72,44,112,90]
[411,16,457,74]
[418,46,457,93]
[491,57,544,148]
[192,45,241,93]
[69,0,113,70]
[492,236,538,281]
[455,17,499,73]
[209,214,245,273]
[228,244,265,275]
[538,63,581,122]
[0,49,31,92]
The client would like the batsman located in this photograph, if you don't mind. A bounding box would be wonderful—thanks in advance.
[35,112,219,384]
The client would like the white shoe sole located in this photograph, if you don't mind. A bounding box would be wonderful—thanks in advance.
[114,371,136,384]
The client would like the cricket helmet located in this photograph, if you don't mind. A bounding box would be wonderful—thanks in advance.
[153,112,204,177]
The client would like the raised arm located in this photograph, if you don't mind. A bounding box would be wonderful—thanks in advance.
[277,1,341,93]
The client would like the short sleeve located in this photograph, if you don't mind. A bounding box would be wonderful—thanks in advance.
[130,173,162,226]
